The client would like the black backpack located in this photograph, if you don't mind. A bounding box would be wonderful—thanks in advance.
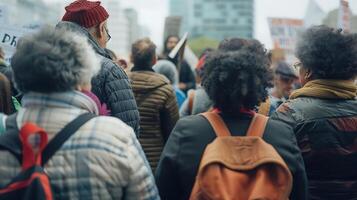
[0,113,96,200]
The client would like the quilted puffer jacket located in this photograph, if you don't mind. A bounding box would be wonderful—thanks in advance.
[56,22,140,136]
[0,91,159,200]
[128,68,179,171]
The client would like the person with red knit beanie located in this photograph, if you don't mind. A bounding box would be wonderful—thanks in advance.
[56,0,141,137]
[62,0,109,48]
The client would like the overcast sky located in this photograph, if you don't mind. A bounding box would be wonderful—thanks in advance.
[121,0,356,48]
[49,0,357,49]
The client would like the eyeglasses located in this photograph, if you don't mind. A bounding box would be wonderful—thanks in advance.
[104,26,111,42]
[293,62,302,71]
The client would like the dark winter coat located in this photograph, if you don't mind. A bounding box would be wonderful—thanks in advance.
[156,113,308,200]
[0,60,11,81]
[271,97,357,200]
[56,21,140,135]
[179,60,196,93]
[128,67,179,171]
[0,60,21,101]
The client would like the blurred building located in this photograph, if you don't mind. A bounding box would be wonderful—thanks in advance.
[0,0,59,26]
[323,8,357,33]
[304,0,326,28]
[124,8,140,53]
[164,16,182,40]
[169,0,254,40]
[139,25,151,38]
[169,0,190,38]
[101,0,130,56]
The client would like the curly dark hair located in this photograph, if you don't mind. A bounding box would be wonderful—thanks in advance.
[202,40,273,114]
[218,38,249,52]
[296,25,357,79]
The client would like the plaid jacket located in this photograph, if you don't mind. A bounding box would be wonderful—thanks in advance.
[0,91,159,200]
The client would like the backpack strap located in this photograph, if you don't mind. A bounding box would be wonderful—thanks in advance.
[201,112,231,137]
[41,112,96,165]
[246,113,269,137]
[188,90,195,115]
[258,98,271,116]
[0,112,96,166]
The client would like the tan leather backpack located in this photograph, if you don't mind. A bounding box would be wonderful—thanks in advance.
[258,98,271,116]
[189,112,293,200]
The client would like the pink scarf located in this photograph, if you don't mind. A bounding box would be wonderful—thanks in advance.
[82,90,110,116]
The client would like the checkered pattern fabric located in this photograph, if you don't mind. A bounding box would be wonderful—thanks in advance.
[0,91,159,200]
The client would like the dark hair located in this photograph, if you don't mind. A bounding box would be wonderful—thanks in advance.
[196,48,215,78]
[218,38,249,52]
[0,73,14,114]
[163,35,179,55]
[296,25,357,79]
[198,48,214,59]
[131,38,157,67]
[202,41,273,114]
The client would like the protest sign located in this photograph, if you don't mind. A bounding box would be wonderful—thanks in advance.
[0,25,36,63]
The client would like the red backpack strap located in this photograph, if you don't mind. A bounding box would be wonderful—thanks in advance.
[19,123,48,170]
[201,112,231,137]
[246,113,269,137]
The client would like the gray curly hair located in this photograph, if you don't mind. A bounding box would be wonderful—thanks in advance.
[11,27,100,93]
[153,60,178,85]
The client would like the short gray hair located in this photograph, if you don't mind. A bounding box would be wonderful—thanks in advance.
[153,60,178,85]
[11,27,100,93]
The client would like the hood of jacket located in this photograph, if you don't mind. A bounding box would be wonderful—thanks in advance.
[129,71,170,94]
[55,21,111,60]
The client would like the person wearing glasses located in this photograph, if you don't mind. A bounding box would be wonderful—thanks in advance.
[271,25,357,199]
[259,61,298,116]
[56,0,141,136]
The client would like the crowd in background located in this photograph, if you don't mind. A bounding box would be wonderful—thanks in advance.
[0,0,356,200]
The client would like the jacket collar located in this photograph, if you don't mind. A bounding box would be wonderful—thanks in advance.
[290,79,357,100]
[55,21,111,60]
[131,66,155,72]
[21,91,99,115]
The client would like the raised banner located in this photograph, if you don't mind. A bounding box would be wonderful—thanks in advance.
[0,25,36,63]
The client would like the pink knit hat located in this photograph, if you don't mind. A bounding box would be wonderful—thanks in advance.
[62,0,109,28]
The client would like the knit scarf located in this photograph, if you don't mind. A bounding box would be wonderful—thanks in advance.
[289,79,357,100]
[81,90,110,116]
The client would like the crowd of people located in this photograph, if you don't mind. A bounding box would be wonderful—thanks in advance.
[0,0,356,199]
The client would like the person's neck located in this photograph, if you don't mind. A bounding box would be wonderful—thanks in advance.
[271,88,283,99]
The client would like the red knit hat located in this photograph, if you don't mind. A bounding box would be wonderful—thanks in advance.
[62,0,109,28]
